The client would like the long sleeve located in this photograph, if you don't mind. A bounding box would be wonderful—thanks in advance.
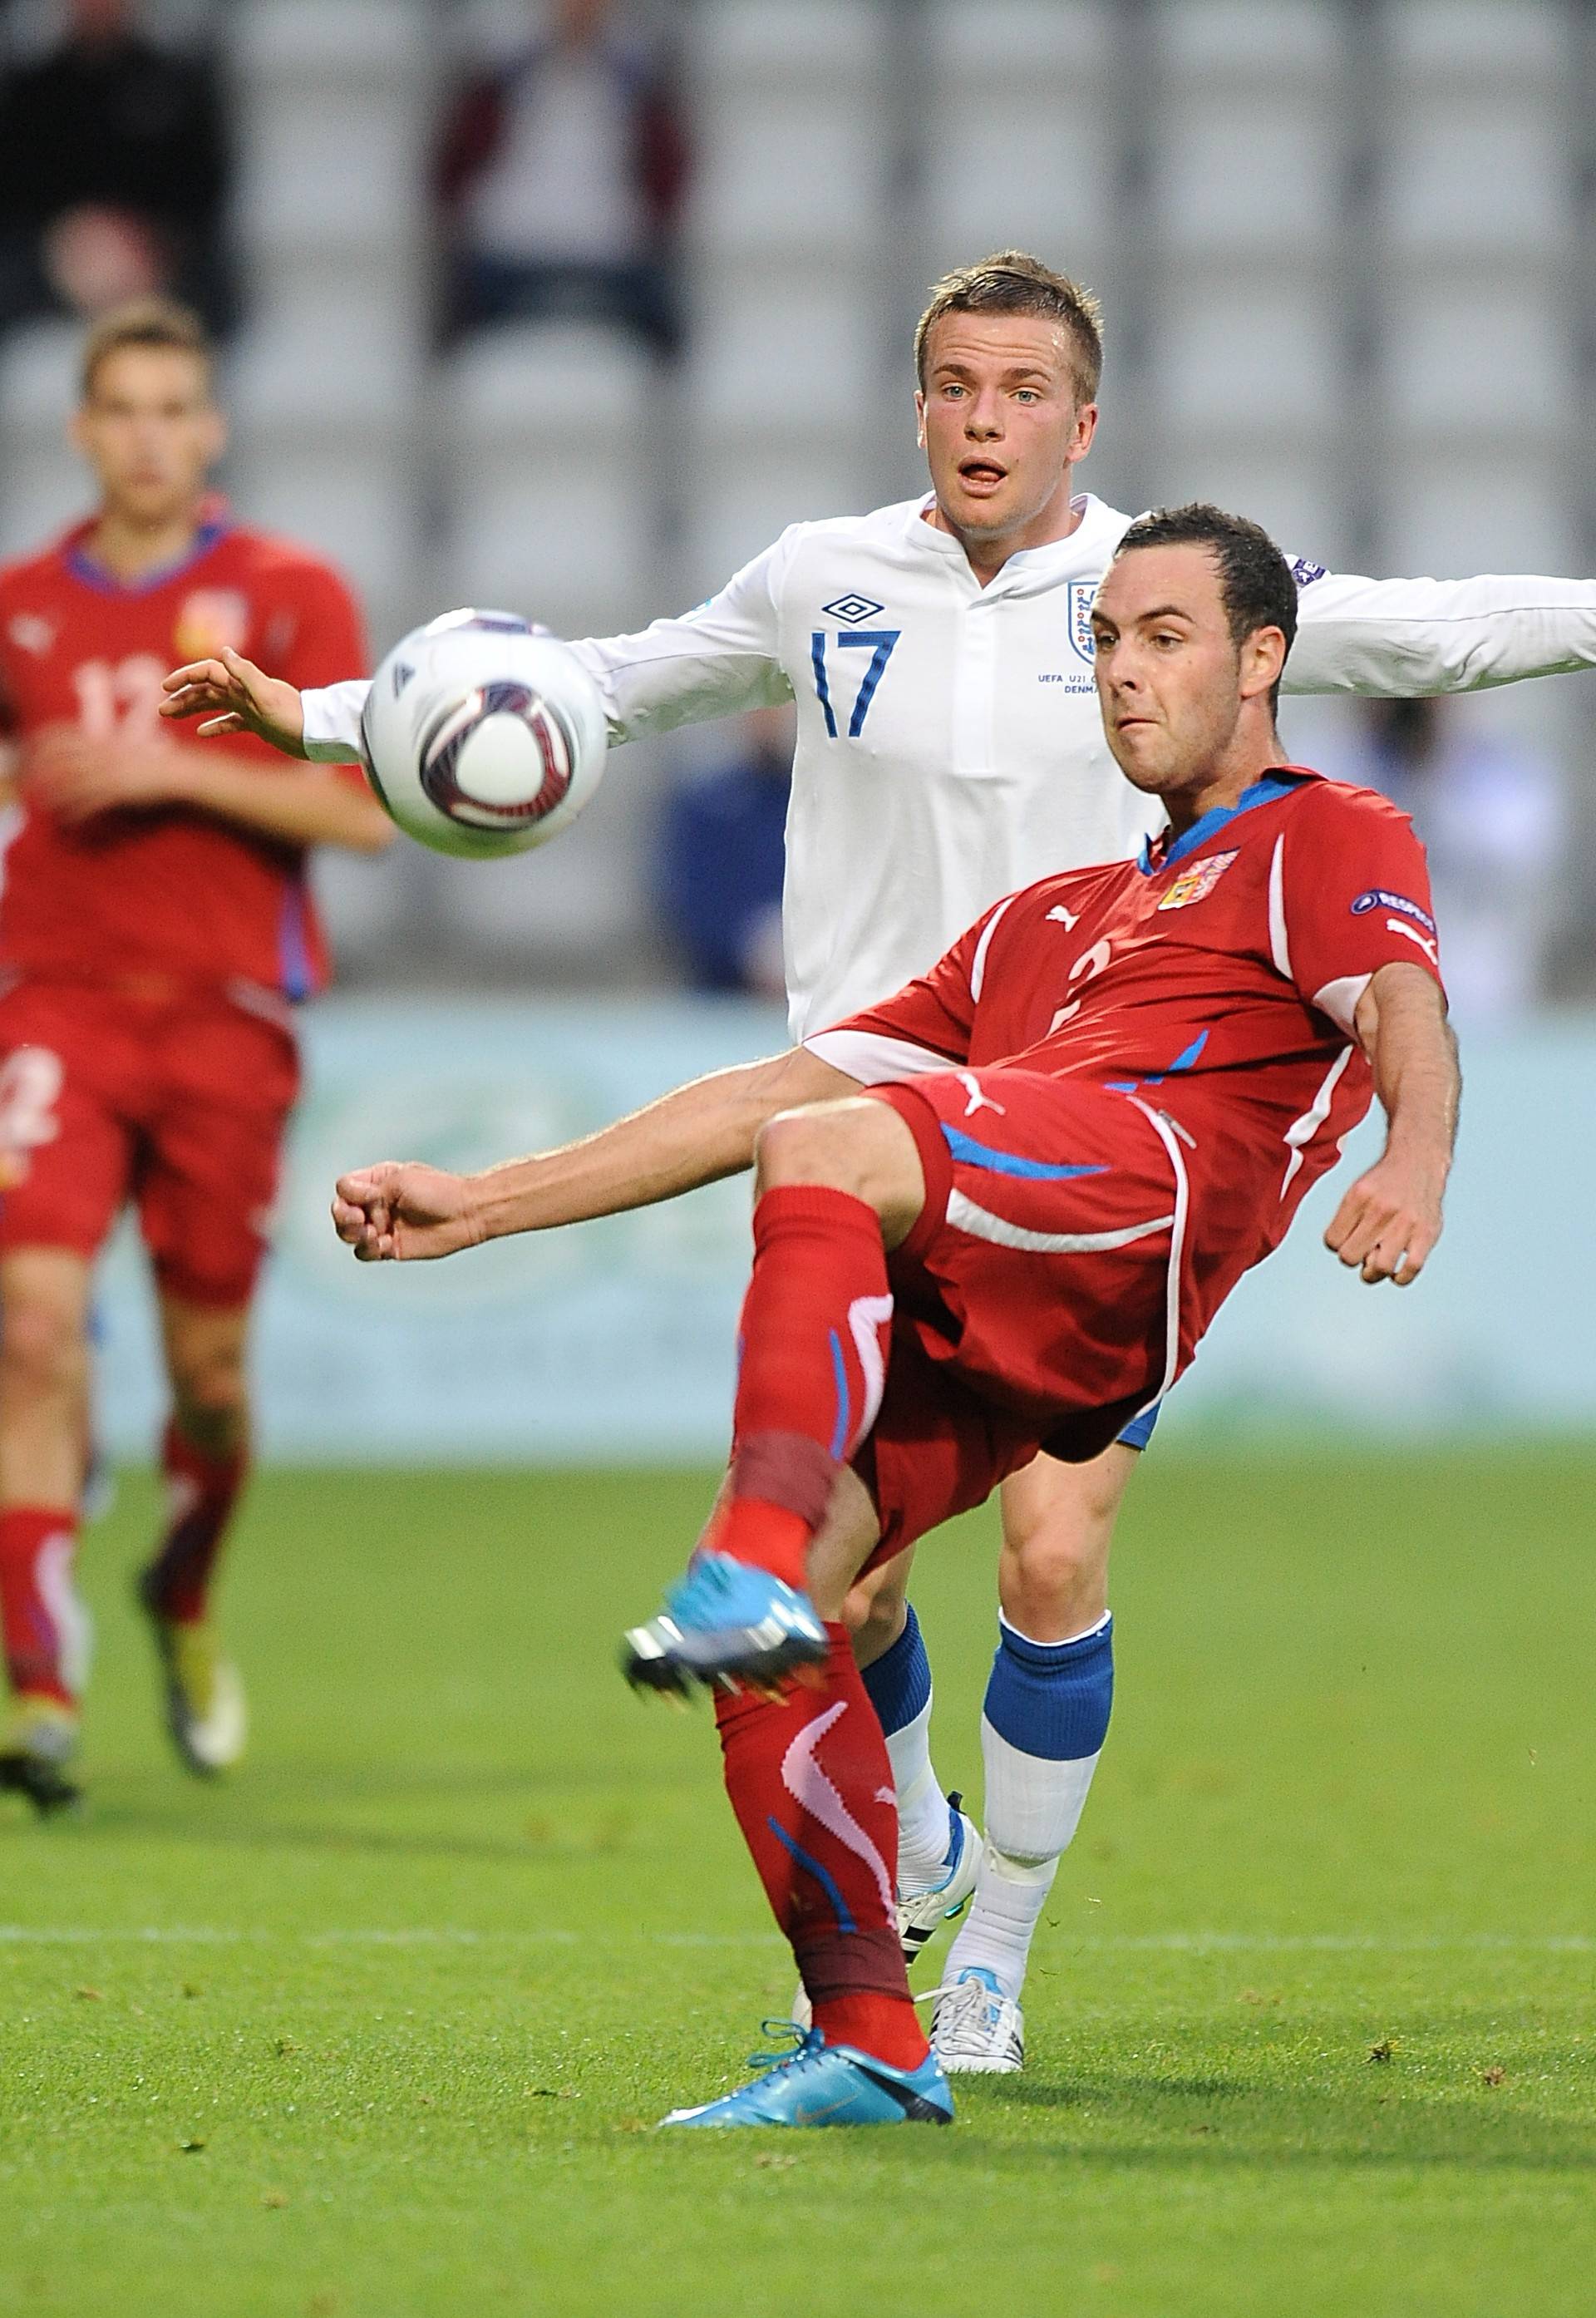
[566,531,795,743]
[1285,567,1596,697]
[303,680,372,763]
[300,528,798,766]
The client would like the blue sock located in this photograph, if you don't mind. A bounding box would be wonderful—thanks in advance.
[860,1601,931,1739]
[983,1612,1113,1764]
[944,1614,1115,2000]
[860,1605,951,1886]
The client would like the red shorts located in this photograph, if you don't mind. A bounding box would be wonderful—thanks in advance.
[855,1068,1185,1566]
[0,976,300,1307]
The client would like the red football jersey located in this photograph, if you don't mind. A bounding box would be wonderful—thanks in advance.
[0,504,367,997]
[815,767,1446,1358]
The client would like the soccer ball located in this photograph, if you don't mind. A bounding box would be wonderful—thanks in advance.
[358,609,608,859]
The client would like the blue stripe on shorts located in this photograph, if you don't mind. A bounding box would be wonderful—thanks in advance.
[1117,1402,1160,1452]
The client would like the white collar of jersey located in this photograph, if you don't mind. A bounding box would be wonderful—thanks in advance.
[904,491,1130,587]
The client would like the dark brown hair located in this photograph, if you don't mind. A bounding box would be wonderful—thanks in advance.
[1114,503,1298,709]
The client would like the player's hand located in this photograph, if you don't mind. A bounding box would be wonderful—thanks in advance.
[161,648,309,758]
[332,1163,485,1263]
[1323,1148,1446,1286]
[22,727,197,821]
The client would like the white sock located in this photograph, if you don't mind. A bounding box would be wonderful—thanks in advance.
[943,1717,1101,2003]
[884,1694,955,1891]
[943,1847,1060,2003]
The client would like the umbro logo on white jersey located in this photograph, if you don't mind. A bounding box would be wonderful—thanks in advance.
[823,593,884,625]
[1047,903,1081,930]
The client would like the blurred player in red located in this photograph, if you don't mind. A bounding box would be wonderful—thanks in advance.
[332,506,1460,2124]
[0,299,387,1813]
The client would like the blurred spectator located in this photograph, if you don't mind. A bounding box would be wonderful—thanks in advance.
[0,0,235,340]
[1337,698,1564,1024]
[435,0,690,357]
[657,707,792,998]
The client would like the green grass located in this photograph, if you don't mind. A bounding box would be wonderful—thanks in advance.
[2,1450,1593,2318]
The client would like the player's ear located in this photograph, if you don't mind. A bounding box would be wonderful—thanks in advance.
[1239,624,1288,702]
[914,387,927,448]
[201,401,228,466]
[1068,402,1099,462]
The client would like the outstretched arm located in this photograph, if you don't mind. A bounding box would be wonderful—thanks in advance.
[164,532,798,765]
[161,647,314,757]
[1323,963,1459,1285]
[331,1045,856,1262]
[1285,566,1596,697]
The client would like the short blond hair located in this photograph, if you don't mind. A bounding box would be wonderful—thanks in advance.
[81,298,214,401]
[914,250,1103,405]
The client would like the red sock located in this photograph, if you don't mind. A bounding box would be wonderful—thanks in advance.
[717,1186,894,1587]
[715,1623,929,2073]
[141,1421,247,1625]
[0,1506,84,1707]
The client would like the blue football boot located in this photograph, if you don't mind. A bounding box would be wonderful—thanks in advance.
[621,1551,828,1699]
[659,2024,953,2128]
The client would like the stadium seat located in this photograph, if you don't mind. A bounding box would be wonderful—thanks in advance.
[1383,98,1565,260]
[221,443,423,652]
[226,310,423,437]
[440,323,658,635]
[230,1,427,260]
[0,322,88,555]
[1131,441,1344,576]
[1379,1,1565,256]
[685,1,888,259]
[1382,451,1574,580]
[922,2,1112,283]
[688,264,881,432]
[680,437,877,609]
[1149,2,1342,258]
[1382,279,1569,440]
[1148,276,1340,435]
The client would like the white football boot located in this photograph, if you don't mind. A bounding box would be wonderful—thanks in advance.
[928,1967,1025,2075]
[790,1794,983,2029]
[138,1581,248,1776]
[898,1793,983,1965]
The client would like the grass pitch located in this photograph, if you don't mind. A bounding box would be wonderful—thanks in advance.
[2,1449,1593,2318]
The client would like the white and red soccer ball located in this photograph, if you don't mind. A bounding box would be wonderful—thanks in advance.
[359,609,608,859]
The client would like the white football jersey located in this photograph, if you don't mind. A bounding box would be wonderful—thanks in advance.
[303,494,1596,1042]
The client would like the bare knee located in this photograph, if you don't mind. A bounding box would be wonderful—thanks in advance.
[998,1448,1135,1640]
[842,1565,909,1667]
[166,1329,249,1454]
[754,1102,877,1195]
[0,1290,86,1409]
[753,1100,924,1244]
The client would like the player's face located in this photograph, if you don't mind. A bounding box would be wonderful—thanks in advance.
[1090,545,1281,801]
[71,348,225,527]
[916,314,1096,545]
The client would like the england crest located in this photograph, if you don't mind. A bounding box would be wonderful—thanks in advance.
[1067,582,1097,663]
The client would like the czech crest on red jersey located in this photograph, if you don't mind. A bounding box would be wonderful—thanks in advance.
[1157,848,1239,910]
